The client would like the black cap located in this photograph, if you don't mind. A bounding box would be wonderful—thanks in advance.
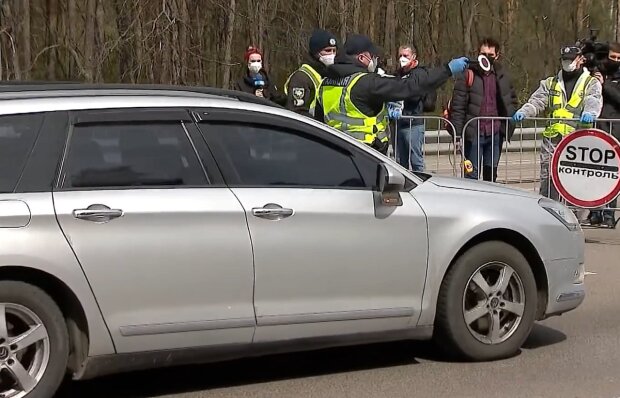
[309,29,338,56]
[560,45,582,60]
[344,34,381,57]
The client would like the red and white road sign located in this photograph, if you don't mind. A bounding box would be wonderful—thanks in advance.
[551,129,620,208]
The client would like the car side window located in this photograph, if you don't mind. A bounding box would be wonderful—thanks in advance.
[203,122,372,189]
[0,113,44,193]
[61,122,207,189]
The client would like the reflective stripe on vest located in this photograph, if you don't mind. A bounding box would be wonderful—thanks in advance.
[543,73,594,138]
[284,64,323,116]
[318,72,388,144]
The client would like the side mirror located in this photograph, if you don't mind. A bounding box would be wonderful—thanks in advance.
[377,163,405,206]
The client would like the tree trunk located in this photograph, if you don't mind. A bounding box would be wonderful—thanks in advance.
[352,0,361,33]
[616,0,620,42]
[431,0,441,60]
[2,1,21,80]
[84,0,96,81]
[369,4,376,42]
[338,0,346,41]
[384,0,395,68]
[178,0,190,84]
[46,0,58,80]
[222,0,236,89]
[134,2,145,82]
[20,0,32,79]
[576,0,585,35]
[95,0,106,81]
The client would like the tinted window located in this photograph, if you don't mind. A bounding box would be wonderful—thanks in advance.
[0,113,44,193]
[62,122,207,188]
[205,123,370,188]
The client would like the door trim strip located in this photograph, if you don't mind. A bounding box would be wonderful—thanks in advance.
[257,307,415,326]
[119,317,256,337]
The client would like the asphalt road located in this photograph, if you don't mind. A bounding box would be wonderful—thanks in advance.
[54,226,620,398]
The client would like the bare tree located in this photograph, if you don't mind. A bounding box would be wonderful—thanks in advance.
[84,0,96,81]
[20,0,31,79]
[222,0,236,88]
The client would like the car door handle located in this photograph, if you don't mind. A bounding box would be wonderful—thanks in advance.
[73,205,124,222]
[252,204,294,220]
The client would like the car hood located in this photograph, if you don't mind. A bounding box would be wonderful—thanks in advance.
[426,175,541,199]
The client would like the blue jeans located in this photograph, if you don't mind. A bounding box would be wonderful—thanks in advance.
[396,124,425,171]
[464,132,502,181]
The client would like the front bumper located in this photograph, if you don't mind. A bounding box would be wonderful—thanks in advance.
[543,257,586,317]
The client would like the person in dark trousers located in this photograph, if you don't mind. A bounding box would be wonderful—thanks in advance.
[449,37,518,182]
[315,34,467,155]
[588,42,620,228]
[284,29,338,118]
[393,44,438,171]
[234,46,284,105]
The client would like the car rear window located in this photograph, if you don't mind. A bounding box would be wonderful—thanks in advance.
[0,113,44,193]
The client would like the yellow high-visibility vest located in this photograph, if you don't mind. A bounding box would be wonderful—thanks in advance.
[543,73,595,138]
[318,72,388,144]
[284,64,323,116]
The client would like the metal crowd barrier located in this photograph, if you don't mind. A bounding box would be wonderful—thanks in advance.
[392,115,620,229]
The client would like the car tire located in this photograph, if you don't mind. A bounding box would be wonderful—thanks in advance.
[0,281,69,398]
[435,241,538,361]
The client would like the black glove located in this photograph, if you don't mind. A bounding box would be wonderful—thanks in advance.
[372,137,389,154]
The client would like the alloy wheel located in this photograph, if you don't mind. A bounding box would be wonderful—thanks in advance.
[0,303,50,398]
[462,262,526,345]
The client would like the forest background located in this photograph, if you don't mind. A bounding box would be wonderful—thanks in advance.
[1,0,619,108]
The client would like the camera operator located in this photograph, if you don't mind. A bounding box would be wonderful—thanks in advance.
[588,43,620,228]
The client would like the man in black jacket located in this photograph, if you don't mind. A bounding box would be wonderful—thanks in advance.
[393,44,438,171]
[588,42,620,228]
[315,34,467,154]
[449,37,518,182]
[284,29,338,118]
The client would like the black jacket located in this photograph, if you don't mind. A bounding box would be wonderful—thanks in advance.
[234,69,285,105]
[449,62,518,141]
[285,57,329,117]
[599,70,620,141]
[315,54,452,123]
[395,66,438,127]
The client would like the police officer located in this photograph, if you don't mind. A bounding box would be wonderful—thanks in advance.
[513,45,603,201]
[316,34,468,154]
[284,29,338,117]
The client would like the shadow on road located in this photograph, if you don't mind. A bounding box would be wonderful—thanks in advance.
[56,341,431,398]
[522,323,567,349]
[55,325,566,397]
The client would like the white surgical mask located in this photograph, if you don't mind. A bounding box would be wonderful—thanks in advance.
[319,54,336,66]
[399,56,410,67]
[562,59,577,72]
[367,57,378,73]
[248,62,262,74]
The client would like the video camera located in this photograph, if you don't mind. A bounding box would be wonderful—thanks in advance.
[576,28,610,72]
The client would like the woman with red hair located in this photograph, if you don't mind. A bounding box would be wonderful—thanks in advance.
[234,46,282,103]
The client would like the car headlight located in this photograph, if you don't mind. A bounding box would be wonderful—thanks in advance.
[538,198,580,231]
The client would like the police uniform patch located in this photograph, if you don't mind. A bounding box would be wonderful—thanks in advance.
[293,87,305,99]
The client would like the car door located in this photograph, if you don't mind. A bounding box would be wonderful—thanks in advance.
[195,108,429,342]
[53,108,256,353]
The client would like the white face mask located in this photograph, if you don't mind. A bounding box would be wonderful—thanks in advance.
[367,57,378,73]
[319,54,335,66]
[399,56,410,67]
[562,59,577,72]
[248,62,262,74]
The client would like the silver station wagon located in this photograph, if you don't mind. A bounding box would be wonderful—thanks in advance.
[0,84,585,398]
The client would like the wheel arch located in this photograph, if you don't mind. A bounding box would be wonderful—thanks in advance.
[446,228,549,320]
[0,266,90,375]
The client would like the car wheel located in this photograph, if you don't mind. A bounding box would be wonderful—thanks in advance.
[0,281,69,398]
[435,241,538,361]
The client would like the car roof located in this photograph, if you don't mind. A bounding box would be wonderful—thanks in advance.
[0,82,281,108]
